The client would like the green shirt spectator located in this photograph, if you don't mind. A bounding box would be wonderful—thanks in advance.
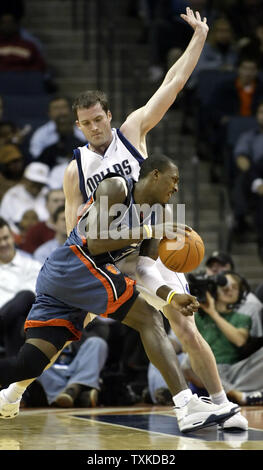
[195,310,252,364]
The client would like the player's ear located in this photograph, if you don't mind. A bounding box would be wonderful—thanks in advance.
[107,111,112,122]
[75,120,80,128]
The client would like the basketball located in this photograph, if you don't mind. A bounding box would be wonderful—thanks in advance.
[158,229,205,273]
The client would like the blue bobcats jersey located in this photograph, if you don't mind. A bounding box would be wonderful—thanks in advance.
[67,173,154,263]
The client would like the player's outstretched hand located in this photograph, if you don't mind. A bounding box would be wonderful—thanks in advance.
[180,7,209,35]
[169,293,200,316]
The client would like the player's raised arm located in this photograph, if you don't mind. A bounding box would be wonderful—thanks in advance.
[121,8,208,139]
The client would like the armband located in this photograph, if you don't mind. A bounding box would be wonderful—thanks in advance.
[166,290,177,304]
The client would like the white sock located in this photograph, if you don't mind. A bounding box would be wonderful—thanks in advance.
[3,383,26,403]
[210,390,228,405]
[172,388,192,408]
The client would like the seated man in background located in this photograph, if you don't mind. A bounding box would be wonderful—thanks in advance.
[17,187,65,254]
[29,96,86,159]
[34,205,67,265]
[0,161,49,235]
[0,144,24,202]
[0,217,41,356]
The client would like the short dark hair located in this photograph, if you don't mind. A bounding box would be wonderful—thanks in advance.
[48,95,71,110]
[72,90,109,118]
[0,217,10,231]
[139,154,177,178]
[53,205,65,223]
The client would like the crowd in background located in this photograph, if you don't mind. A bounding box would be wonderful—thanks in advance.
[0,0,263,409]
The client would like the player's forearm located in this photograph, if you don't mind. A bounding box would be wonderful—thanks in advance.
[163,26,207,89]
[136,255,174,300]
[87,226,146,255]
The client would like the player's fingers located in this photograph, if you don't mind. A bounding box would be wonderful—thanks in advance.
[195,11,201,21]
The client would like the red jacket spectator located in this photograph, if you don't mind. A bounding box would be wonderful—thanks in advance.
[0,13,46,71]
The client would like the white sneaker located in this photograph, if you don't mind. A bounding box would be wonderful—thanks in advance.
[221,411,248,431]
[174,395,240,433]
[0,389,20,419]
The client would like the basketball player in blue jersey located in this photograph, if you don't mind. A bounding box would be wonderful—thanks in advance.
[63,8,247,431]
[0,155,241,433]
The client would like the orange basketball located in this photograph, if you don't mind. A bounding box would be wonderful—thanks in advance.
[158,229,205,273]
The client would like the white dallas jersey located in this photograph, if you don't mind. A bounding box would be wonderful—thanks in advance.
[73,128,145,201]
[73,127,189,309]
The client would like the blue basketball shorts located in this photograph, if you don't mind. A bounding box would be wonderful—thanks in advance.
[25,244,138,341]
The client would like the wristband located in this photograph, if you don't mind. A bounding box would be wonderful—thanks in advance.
[143,224,153,239]
[167,290,177,304]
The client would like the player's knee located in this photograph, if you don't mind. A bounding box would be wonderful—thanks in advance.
[16,342,51,380]
[178,321,202,351]
[140,306,166,336]
[0,342,52,387]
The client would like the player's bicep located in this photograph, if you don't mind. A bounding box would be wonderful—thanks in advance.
[63,161,84,235]
[141,82,180,134]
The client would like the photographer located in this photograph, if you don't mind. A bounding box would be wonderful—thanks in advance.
[182,272,263,406]
[190,251,263,337]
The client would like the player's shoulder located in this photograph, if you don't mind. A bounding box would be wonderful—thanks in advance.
[64,159,78,178]
[63,160,79,192]
[120,107,145,133]
[96,175,128,204]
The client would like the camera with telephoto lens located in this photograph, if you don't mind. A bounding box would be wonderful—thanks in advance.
[187,272,228,303]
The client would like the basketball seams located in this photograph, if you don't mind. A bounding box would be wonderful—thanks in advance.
[158,230,205,273]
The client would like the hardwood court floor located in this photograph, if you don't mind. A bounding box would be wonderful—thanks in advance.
[0,404,263,451]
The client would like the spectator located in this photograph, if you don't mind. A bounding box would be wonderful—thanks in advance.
[37,329,108,408]
[255,282,263,303]
[147,0,193,82]
[225,0,263,42]
[206,57,263,181]
[29,96,86,159]
[182,272,263,406]
[0,1,43,53]
[0,217,41,356]
[19,187,65,254]
[205,251,263,337]
[238,21,263,72]
[15,209,39,249]
[230,102,263,238]
[39,114,84,170]
[0,12,46,72]
[0,121,20,146]
[0,161,49,234]
[0,119,32,160]
[148,0,218,82]
[193,17,238,77]
[34,206,67,265]
[0,95,3,120]
[48,162,68,190]
[0,144,24,201]
[251,159,263,261]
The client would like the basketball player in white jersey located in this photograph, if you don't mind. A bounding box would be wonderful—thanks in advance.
[64,8,247,430]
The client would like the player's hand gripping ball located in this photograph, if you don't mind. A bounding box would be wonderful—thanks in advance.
[159,229,205,273]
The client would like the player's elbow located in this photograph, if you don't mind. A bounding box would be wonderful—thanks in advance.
[173,76,185,93]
